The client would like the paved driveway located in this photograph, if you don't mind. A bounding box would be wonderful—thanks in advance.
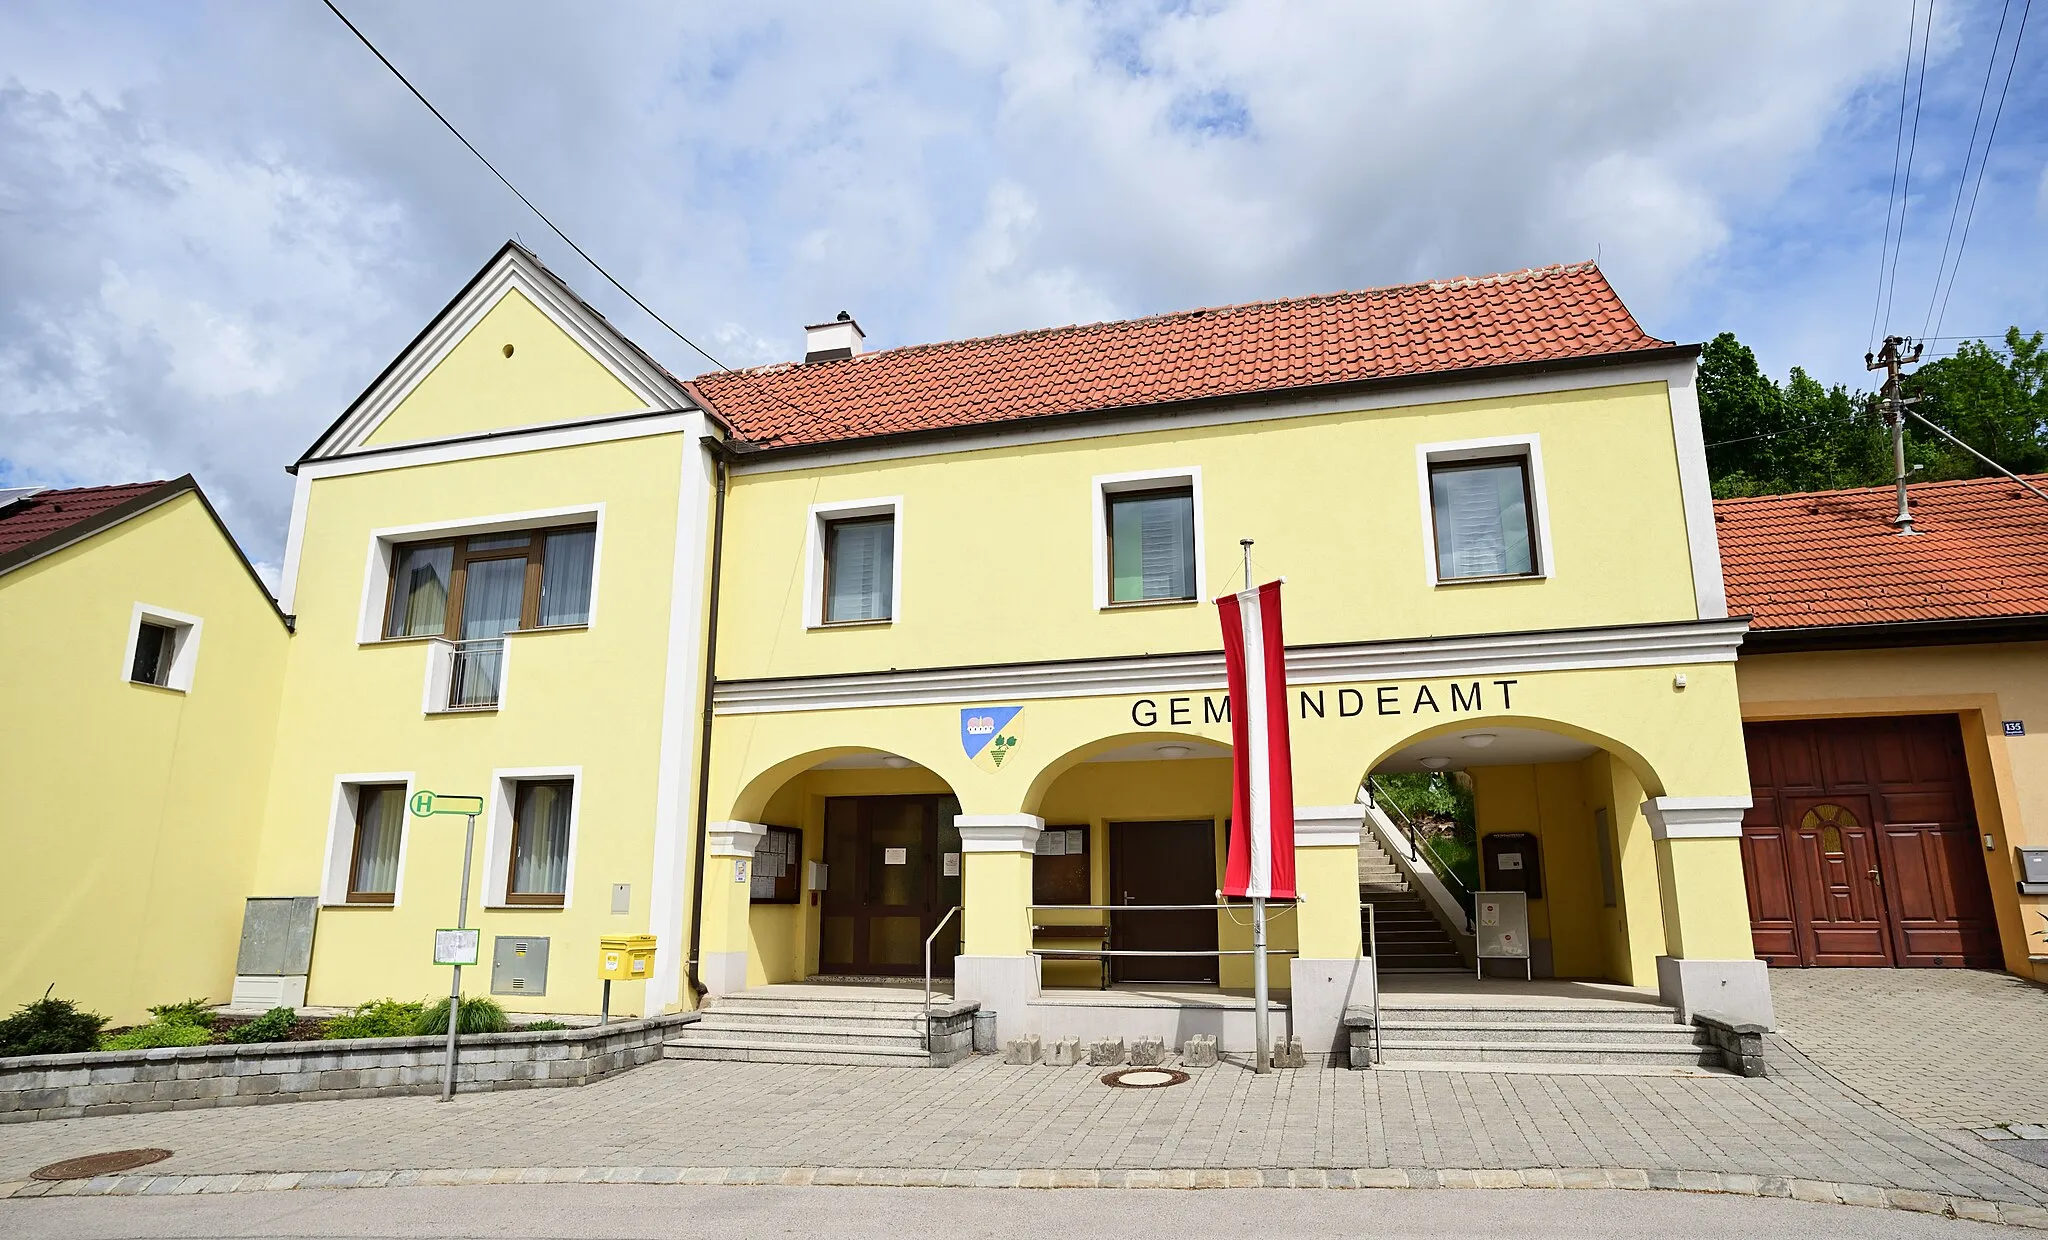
[1770,969,2048,1130]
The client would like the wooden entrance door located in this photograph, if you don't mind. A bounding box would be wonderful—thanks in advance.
[819,795,962,977]
[1109,820,1218,984]
[1741,716,1999,968]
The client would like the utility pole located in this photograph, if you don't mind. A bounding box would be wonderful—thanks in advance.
[1865,335,1924,535]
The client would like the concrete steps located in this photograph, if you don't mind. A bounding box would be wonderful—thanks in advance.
[1373,1004,1719,1071]
[663,987,940,1067]
[1358,833,1467,974]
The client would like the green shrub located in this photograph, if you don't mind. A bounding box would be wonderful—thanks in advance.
[521,1019,571,1032]
[0,990,108,1057]
[146,998,216,1029]
[322,999,426,1040]
[225,1006,297,1044]
[412,996,510,1036]
[100,1021,213,1051]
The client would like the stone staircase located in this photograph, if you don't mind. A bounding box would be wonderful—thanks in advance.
[1373,1001,1719,1073]
[662,986,936,1066]
[1358,833,1466,973]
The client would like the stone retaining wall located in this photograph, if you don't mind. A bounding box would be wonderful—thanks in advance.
[0,1013,701,1123]
[925,1000,977,1067]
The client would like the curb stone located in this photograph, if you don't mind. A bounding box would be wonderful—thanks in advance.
[0,1166,2043,1227]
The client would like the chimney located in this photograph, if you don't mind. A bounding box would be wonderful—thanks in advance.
[804,311,865,363]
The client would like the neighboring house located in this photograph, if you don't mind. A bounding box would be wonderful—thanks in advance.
[688,260,1772,1051]
[1720,474,2048,983]
[254,242,720,1017]
[0,478,291,1025]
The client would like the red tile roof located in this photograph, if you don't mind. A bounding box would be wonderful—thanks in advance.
[694,261,1674,448]
[1716,474,2048,629]
[0,481,172,558]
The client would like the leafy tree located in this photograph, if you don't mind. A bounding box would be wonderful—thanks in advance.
[1903,328,2048,480]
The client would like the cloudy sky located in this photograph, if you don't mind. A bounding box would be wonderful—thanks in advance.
[2,1,2043,583]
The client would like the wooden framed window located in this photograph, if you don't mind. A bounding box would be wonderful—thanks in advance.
[506,779,574,905]
[750,825,804,904]
[1106,486,1195,603]
[822,515,894,623]
[383,524,596,639]
[129,621,177,686]
[1427,457,1537,580]
[346,784,405,904]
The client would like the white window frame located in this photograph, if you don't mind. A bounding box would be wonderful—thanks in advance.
[804,496,903,629]
[1415,435,1553,587]
[1092,467,1206,610]
[483,766,583,909]
[357,503,607,645]
[318,773,416,907]
[121,602,203,692]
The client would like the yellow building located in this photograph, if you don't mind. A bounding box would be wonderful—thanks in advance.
[1718,475,2048,985]
[249,243,720,1018]
[0,478,291,1025]
[686,262,1773,1059]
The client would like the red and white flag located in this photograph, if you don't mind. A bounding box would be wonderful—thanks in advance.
[1218,580,1295,900]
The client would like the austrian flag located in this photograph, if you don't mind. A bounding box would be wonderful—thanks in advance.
[1218,580,1296,900]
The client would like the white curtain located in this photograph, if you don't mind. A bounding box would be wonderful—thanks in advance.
[460,557,527,638]
[1112,491,1194,601]
[827,519,894,621]
[1432,463,1533,579]
[388,544,452,637]
[539,529,596,626]
[351,787,404,896]
[512,783,572,897]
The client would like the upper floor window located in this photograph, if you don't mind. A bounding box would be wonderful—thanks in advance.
[1107,486,1195,603]
[1428,457,1538,581]
[347,784,405,905]
[824,514,894,623]
[384,524,596,640]
[130,621,178,686]
[122,603,202,691]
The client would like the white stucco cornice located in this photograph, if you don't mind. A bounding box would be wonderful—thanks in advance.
[1295,805,1365,848]
[1641,796,1750,841]
[707,821,770,857]
[955,814,1046,853]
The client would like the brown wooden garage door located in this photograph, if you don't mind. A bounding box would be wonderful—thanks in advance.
[1741,715,2000,968]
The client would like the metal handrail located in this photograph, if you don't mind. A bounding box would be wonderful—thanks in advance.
[1368,776,1423,861]
[922,905,960,1050]
[1029,903,1298,911]
[1367,777,1476,926]
[1366,902,1380,1067]
[447,637,505,710]
[1030,947,1299,957]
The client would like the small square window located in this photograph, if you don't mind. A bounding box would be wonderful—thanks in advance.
[1429,457,1538,580]
[508,780,573,905]
[823,515,895,623]
[347,785,406,904]
[130,621,177,686]
[1107,486,1195,603]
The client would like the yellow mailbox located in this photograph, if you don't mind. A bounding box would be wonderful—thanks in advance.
[598,934,657,983]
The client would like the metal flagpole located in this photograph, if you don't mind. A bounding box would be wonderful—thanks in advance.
[441,812,477,1103]
[1244,538,1271,1076]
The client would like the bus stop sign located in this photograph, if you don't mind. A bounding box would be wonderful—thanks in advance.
[410,790,485,818]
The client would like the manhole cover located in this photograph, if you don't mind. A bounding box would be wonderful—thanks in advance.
[31,1149,173,1181]
[1102,1067,1190,1089]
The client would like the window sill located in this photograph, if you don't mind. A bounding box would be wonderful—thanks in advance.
[426,705,499,717]
[1100,597,1199,611]
[1432,572,1548,587]
[127,679,188,695]
[365,623,588,649]
[810,619,893,631]
[488,900,567,910]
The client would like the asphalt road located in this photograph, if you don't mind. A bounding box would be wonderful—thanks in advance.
[0,1185,2006,1239]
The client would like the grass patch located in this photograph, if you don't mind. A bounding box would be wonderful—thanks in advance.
[412,996,510,1036]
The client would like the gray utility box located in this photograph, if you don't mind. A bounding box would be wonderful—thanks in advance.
[2018,847,2048,896]
[491,935,550,996]
[231,897,318,1010]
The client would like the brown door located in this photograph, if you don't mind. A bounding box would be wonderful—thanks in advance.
[819,795,962,977]
[1109,820,1218,984]
[1741,716,1999,968]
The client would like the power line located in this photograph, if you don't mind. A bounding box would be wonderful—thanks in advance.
[1920,0,2012,340]
[1869,0,1921,354]
[318,0,739,376]
[1932,0,2033,342]
[1881,0,1936,340]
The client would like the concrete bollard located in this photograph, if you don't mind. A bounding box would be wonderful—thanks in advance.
[972,1011,998,1054]
[1272,1036,1305,1069]
[1181,1035,1218,1067]
[1001,1034,1043,1066]
[1087,1037,1126,1067]
[1044,1037,1083,1066]
[1129,1036,1166,1066]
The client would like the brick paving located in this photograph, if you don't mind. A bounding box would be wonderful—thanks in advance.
[2,1040,2045,1207]
[1770,969,2048,1130]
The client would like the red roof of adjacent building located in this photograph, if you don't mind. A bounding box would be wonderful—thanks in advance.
[694,261,1675,449]
[0,481,172,559]
[1716,474,2048,630]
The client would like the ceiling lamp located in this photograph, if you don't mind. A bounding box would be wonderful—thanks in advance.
[1157,743,1192,759]
[1419,756,1453,770]
[1461,733,1497,749]
[882,755,912,769]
